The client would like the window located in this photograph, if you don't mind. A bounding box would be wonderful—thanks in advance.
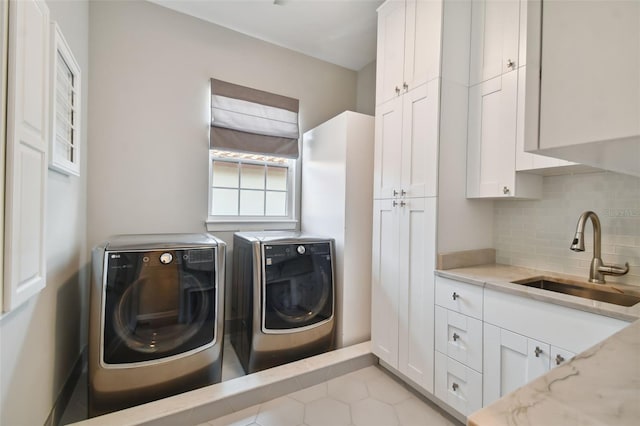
[209,150,295,220]
[207,79,299,228]
[49,22,81,176]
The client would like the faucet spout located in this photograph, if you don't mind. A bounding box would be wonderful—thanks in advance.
[570,211,629,284]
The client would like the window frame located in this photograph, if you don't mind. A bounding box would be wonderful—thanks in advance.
[48,22,81,176]
[206,150,298,231]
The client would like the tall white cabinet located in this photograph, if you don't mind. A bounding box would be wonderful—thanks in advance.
[3,0,49,312]
[301,111,375,348]
[371,0,441,394]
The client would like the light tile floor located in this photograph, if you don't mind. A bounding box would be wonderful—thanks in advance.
[200,365,461,426]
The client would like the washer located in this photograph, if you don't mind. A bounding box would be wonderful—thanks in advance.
[231,231,336,374]
[88,233,225,417]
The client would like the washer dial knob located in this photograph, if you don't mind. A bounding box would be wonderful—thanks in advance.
[297,245,306,255]
[159,252,173,264]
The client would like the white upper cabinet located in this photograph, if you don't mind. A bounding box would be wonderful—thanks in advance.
[4,0,50,312]
[469,0,520,86]
[524,0,640,177]
[374,79,440,199]
[376,0,442,106]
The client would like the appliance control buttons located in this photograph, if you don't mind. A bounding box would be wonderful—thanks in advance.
[159,252,173,264]
[297,245,306,255]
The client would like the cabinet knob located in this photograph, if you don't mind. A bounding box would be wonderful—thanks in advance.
[555,354,565,365]
[507,59,516,69]
[399,200,406,207]
[452,382,459,391]
[403,82,409,92]
[395,86,401,95]
[400,189,406,196]
[452,292,459,300]
[392,200,399,207]
[503,186,510,195]
[534,346,543,357]
[452,333,460,342]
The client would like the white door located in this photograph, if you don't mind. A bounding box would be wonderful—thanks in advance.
[373,96,403,199]
[469,0,520,86]
[4,0,49,312]
[483,323,550,406]
[401,79,439,198]
[467,71,517,198]
[403,0,442,92]
[398,197,436,392]
[371,199,400,368]
[376,0,406,106]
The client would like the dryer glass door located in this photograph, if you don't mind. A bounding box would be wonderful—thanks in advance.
[262,242,334,331]
[102,248,217,365]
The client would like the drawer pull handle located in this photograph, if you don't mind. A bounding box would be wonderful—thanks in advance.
[534,346,543,357]
[452,292,459,300]
[555,354,565,365]
[452,333,460,342]
[452,382,459,391]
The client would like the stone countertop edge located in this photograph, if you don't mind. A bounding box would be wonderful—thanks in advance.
[435,264,640,322]
[466,319,640,426]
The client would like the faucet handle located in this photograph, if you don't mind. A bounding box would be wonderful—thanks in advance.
[598,262,630,276]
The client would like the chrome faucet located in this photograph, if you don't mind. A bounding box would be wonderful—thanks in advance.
[570,211,629,283]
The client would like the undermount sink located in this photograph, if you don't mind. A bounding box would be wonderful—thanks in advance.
[511,276,640,307]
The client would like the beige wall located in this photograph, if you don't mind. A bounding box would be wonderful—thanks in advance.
[87,0,358,249]
[0,1,89,425]
[356,60,376,115]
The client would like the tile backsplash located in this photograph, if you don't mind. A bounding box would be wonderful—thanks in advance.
[494,171,640,287]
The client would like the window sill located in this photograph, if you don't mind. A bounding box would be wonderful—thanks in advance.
[205,219,298,232]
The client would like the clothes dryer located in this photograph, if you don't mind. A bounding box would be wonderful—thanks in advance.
[231,232,335,374]
[88,234,225,416]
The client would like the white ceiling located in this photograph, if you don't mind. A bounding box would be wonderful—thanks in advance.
[147,0,384,71]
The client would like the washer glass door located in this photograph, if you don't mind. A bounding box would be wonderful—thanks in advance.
[262,242,334,331]
[102,248,217,365]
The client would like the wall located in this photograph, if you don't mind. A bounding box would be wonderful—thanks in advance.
[437,0,494,253]
[356,60,376,115]
[495,171,640,286]
[0,1,89,425]
[87,0,358,250]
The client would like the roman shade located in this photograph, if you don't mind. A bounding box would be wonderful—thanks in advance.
[210,79,300,158]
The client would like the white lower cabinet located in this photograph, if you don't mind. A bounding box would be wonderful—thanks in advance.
[429,277,630,418]
[483,323,550,406]
[371,197,436,393]
[435,351,483,417]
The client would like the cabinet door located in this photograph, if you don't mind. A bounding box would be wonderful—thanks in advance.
[403,0,442,91]
[469,0,520,85]
[539,0,639,150]
[376,0,406,106]
[371,199,400,368]
[4,0,49,312]
[373,96,403,199]
[398,197,436,392]
[483,324,550,406]
[467,71,517,198]
[401,80,439,198]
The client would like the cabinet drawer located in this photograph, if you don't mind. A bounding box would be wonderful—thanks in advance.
[434,351,482,417]
[435,306,483,372]
[435,276,483,319]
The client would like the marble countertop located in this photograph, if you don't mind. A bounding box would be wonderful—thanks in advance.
[467,319,640,426]
[435,263,640,426]
[436,264,640,322]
